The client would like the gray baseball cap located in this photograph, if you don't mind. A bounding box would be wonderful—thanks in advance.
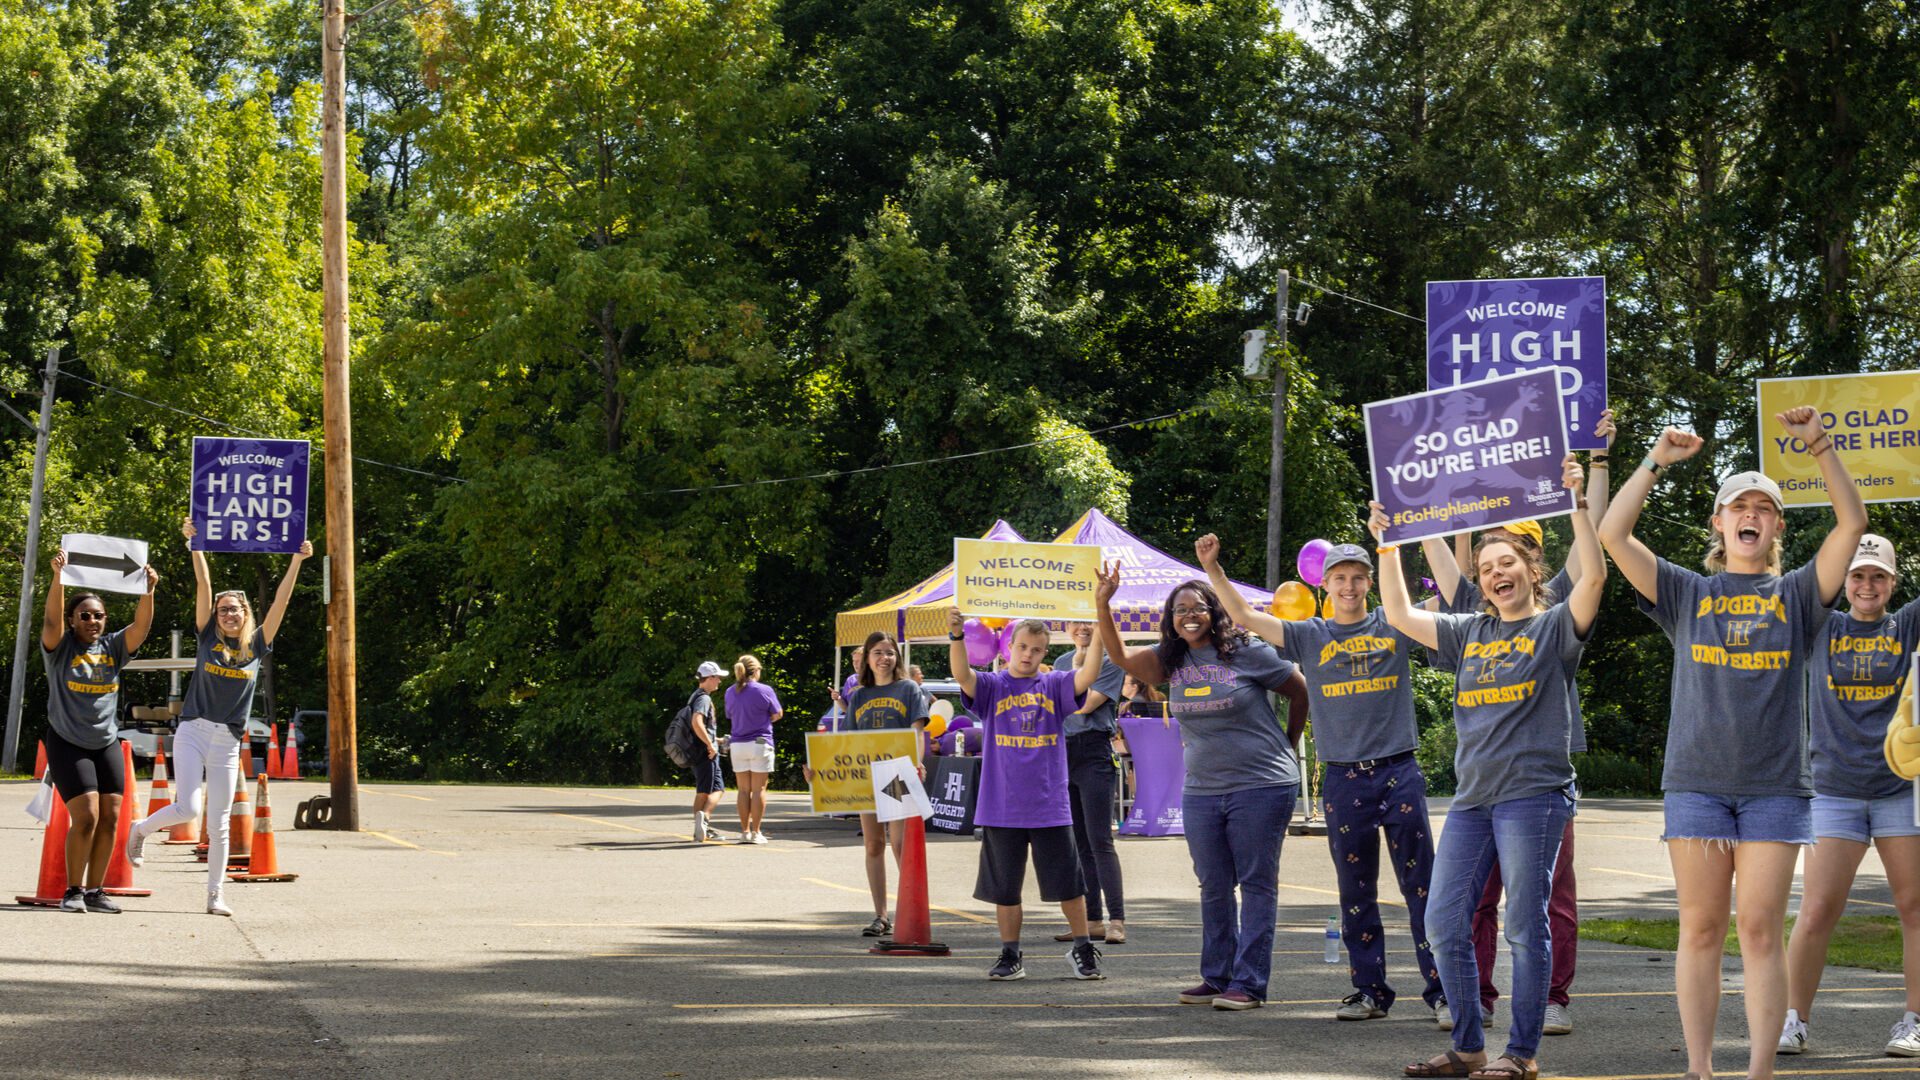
[1323,543,1372,574]
[1714,470,1784,513]
[696,661,725,679]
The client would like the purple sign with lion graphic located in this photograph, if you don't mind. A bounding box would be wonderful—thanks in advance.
[1366,368,1575,545]
[1427,276,1607,450]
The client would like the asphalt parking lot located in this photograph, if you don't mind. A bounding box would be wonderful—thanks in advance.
[4,780,1915,1079]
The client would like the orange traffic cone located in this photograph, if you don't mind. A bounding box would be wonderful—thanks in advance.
[100,740,152,897]
[147,748,174,822]
[230,775,297,882]
[265,725,285,779]
[195,770,253,869]
[871,815,949,956]
[168,788,204,845]
[239,737,255,779]
[15,794,71,906]
[32,740,47,780]
[280,730,301,779]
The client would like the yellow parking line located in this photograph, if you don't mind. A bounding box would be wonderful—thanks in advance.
[361,788,433,801]
[801,876,994,924]
[364,829,456,856]
[553,812,702,843]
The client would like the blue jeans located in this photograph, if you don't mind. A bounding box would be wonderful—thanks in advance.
[1181,783,1297,1000]
[1429,788,1575,1059]
[1322,756,1443,1009]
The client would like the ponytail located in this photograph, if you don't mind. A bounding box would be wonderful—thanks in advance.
[733,653,762,688]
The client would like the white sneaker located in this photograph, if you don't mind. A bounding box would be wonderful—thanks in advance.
[1543,1002,1573,1035]
[1888,1011,1920,1057]
[126,823,148,868]
[751,831,768,845]
[207,891,234,917]
[737,831,755,844]
[704,827,726,841]
[1778,1011,1808,1055]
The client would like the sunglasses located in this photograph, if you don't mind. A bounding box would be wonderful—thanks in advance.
[74,612,108,623]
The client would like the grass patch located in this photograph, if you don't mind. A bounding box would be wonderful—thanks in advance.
[1582,916,1906,973]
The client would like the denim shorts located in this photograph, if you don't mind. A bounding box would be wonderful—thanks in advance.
[1811,791,1920,844]
[1662,791,1813,846]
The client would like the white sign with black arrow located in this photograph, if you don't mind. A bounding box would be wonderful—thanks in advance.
[59,533,151,596]
[871,756,934,823]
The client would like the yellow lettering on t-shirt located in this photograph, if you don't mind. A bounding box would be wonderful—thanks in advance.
[66,679,116,694]
[1455,681,1536,708]
[1694,594,1788,620]
[1317,636,1399,667]
[993,734,1060,749]
[1320,675,1400,698]
[203,663,252,680]
[1462,637,1536,660]
[1687,645,1790,670]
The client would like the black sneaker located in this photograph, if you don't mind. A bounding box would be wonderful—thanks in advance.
[59,885,86,913]
[987,947,1025,980]
[1070,940,1105,980]
[83,889,122,914]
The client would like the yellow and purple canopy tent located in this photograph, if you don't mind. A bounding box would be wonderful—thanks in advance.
[833,519,1029,648]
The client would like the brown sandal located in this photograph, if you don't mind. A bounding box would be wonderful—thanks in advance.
[1468,1055,1538,1080]
[1404,1050,1484,1077]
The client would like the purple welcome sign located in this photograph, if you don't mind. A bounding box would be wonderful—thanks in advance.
[1427,276,1607,449]
[191,437,311,554]
[1366,368,1575,545]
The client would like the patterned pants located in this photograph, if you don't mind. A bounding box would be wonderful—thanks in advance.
[1322,755,1443,1010]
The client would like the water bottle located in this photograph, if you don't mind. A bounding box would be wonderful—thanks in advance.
[1323,916,1341,963]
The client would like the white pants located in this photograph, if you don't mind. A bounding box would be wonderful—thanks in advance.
[135,717,241,894]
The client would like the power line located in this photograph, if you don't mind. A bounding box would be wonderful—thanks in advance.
[1294,275,1426,324]
[60,372,466,484]
[649,404,1219,496]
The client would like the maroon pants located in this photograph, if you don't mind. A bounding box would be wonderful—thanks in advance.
[1473,817,1576,1010]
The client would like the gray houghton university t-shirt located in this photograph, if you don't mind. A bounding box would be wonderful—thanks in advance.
[1057,649,1125,737]
[1165,639,1301,796]
[1275,609,1418,762]
[1431,604,1586,810]
[847,679,930,731]
[181,624,270,735]
[1636,557,1830,797]
[1809,602,1920,801]
[43,628,130,750]
[1448,568,1587,753]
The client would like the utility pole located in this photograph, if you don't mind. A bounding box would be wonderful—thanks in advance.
[320,0,360,830]
[3,345,60,773]
[1265,270,1290,589]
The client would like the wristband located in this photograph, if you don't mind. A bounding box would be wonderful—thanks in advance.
[1640,456,1664,477]
[1576,496,1590,510]
[1376,544,1399,555]
[948,632,965,641]
[1805,434,1833,457]
[1590,454,1610,467]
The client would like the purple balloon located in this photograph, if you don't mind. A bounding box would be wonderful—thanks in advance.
[962,619,998,667]
[1297,538,1334,588]
[948,717,974,730]
[997,622,1016,661]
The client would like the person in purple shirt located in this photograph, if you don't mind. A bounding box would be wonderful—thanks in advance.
[724,654,782,844]
[947,605,1107,982]
[826,644,865,731]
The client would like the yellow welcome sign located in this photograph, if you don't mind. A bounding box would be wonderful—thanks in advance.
[952,537,1102,621]
[1757,371,1920,507]
[805,730,919,814]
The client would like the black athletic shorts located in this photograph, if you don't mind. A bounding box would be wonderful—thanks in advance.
[43,732,126,801]
[693,750,725,794]
[974,824,1085,906]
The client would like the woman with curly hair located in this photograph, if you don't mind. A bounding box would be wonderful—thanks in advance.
[1095,571,1309,1011]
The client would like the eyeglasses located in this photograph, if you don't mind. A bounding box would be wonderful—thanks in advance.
[215,606,245,615]
[1171,605,1210,617]
[74,612,108,623]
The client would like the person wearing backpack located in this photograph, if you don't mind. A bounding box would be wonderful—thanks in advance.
[688,661,727,842]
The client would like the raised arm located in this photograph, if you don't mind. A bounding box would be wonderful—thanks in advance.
[1560,454,1606,637]
[1780,407,1868,603]
[182,516,212,632]
[1369,502,1440,650]
[41,550,67,651]
[1196,533,1287,647]
[1094,561,1165,687]
[1072,619,1106,696]
[260,540,312,646]
[1565,409,1615,584]
[1597,427,1702,602]
[946,607,978,698]
[124,564,158,654]
[1421,535,1466,610]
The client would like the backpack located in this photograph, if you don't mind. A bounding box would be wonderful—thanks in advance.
[663,691,705,768]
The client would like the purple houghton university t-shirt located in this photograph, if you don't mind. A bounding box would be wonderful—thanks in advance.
[724,680,782,745]
[963,669,1085,828]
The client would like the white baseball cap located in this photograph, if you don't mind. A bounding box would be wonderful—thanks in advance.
[1850,534,1898,576]
[696,661,725,679]
[1714,471,1784,513]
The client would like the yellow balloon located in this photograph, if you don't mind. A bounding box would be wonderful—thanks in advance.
[1321,594,1336,619]
[1270,581,1315,621]
[924,715,949,740]
[981,617,1009,630]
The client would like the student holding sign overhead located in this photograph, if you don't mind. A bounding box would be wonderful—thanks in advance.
[126,518,310,917]
[1373,452,1603,1080]
[1780,533,1920,1059]
[41,548,158,913]
[1598,408,1865,1080]
[839,631,929,938]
